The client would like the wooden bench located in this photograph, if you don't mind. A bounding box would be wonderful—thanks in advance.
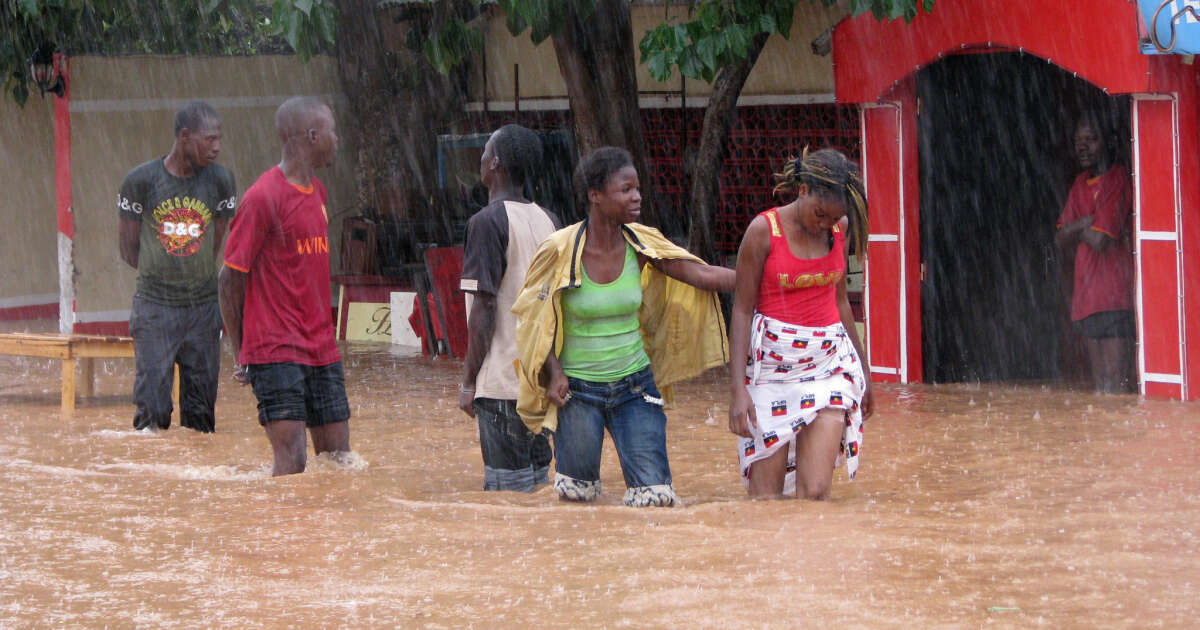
[0,333,176,419]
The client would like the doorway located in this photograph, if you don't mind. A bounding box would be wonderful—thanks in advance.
[917,52,1130,383]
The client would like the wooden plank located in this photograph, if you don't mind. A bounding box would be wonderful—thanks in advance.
[0,332,137,415]
[69,334,133,344]
[0,334,72,346]
[0,333,133,360]
[61,358,75,419]
[0,332,132,345]
[1,333,72,341]
[0,337,72,359]
[71,340,135,359]
[80,357,95,398]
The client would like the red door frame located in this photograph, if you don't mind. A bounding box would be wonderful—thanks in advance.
[861,102,904,382]
[834,0,1195,397]
[860,81,921,383]
[1132,95,1186,398]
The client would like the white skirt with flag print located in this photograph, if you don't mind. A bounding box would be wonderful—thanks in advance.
[737,312,866,495]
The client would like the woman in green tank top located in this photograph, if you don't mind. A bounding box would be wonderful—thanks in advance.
[541,147,735,507]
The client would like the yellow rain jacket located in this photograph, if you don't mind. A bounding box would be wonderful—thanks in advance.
[512,221,729,434]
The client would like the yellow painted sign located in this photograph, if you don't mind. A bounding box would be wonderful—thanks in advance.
[345,302,391,342]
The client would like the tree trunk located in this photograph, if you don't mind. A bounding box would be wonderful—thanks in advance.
[334,1,466,238]
[686,31,770,264]
[333,1,388,212]
[550,0,661,229]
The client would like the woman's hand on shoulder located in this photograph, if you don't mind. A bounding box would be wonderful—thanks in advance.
[745,213,771,239]
[730,216,771,306]
[738,215,772,266]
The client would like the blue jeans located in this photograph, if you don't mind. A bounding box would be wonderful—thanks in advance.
[474,397,552,492]
[553,367,672,493]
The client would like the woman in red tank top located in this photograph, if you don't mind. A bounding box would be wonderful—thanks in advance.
[727,148,874,500]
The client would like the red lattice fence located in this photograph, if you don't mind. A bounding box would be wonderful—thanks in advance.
[463,103,860,256]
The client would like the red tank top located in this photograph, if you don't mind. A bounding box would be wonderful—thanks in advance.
[756,208,845,326]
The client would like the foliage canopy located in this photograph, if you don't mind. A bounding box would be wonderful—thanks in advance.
[0,0,337,105]
[640,0,933,84]
[3,0,934,104]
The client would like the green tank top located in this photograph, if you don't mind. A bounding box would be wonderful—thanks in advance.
[560,243,651,382]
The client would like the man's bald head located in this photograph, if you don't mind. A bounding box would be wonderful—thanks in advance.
[276,96,330,143]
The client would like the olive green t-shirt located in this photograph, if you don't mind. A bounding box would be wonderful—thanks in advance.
[118,158,236,306]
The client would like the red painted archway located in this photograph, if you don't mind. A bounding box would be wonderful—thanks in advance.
[833,0,1198,398]
[834,0,1151,102]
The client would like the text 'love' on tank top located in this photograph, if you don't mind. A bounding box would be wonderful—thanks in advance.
[755,208,844,327]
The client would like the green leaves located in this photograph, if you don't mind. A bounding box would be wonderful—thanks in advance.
[0,0,87,104]
[771,1,795,38]
[267,0,337,61]
[1,0,333,105]
[396,0,491,76]
[639,0,793,83]
[410,10,484,75]
[495,0,594,44]
[11,79,29,107]
[312,2,336,44]
[0,0,935,105]
[844,0,930,21]
[694,33,717,73]
[638,0,930,84]
[408,0,603,76]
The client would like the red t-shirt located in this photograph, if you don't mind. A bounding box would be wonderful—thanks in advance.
[1056,168,1134,321]
[756,208,845,327]
[223,167,339,366]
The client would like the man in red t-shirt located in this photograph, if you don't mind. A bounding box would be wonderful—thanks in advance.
[218,96,350,475]
[1055,113,1135,393]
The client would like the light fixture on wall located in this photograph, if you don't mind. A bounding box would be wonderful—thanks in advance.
[28,46,65,98]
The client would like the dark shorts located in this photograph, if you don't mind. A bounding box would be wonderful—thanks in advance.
[474,397,552,491]
[246,362,351,427]
[1074,310,1136,340]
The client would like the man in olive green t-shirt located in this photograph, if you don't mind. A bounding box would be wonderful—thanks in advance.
[117,101,236,432]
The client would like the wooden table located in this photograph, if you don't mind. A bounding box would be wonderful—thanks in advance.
[0,333,173,418]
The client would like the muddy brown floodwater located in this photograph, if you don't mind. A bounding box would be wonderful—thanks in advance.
[0,339,1197,629]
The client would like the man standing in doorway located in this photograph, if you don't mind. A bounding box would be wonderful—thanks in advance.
[219,96,351,475]
[458,124,559,491]
[118,101,237,432]
[1055,112,1135,393]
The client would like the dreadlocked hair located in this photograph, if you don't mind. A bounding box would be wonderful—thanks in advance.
[772,147,868,263]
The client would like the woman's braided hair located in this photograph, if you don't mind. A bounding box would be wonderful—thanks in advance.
[772,147,868,262]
